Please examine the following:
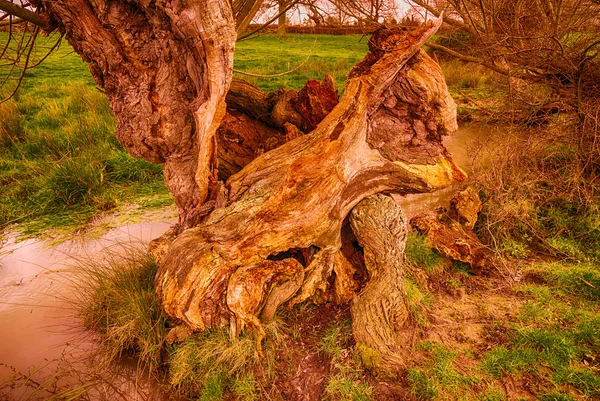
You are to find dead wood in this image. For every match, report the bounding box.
[411,187,493,275]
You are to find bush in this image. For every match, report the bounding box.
[473,128,600,261]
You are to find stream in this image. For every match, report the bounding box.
[0,123,508,399]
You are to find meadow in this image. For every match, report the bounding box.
[1,31,598,401]
[0,33,172,236]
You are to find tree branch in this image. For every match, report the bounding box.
[237,0,301,41]
[409,0,471,33]
[0,17,25,27]
[425,41,513,77]
[0,0,50,30]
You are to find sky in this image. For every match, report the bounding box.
[266,0,418,25]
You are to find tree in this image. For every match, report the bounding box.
[332,0,399,25]
[407,0,600,113]
[0,1,461,371]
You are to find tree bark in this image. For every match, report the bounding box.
[350,194,410,371]
[155,18,464,369]
[21,0,464,373]
[277,0,287,36]
[42,0,236,228]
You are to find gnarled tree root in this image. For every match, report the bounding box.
[155,17,463,373]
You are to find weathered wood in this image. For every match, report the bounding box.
[22,1,467,374]
[155,18,464,351]
[217,76,339,180]
[350,194,410,371]
[411,187,492,275]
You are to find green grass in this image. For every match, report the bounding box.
[169,330,259,399]
[408,341,478,400]
[405,233,446,273]
[0,33,172,236]
[77,248,168,373]
[477,262,600,399]
[234,34,369,92]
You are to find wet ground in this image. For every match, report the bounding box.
[0,217,175,399]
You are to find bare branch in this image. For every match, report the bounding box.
[425,41,513,76]
[237,0,301,41]
[235,0,266,35]
[409,0,471,32]
[0,17,25,27]
[0,0,50,30]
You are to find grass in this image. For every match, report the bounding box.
[476,262,600,399]
[77,248,168,373]
[0,33,172,237]
[408,341,478,400]
[234,34,369,93]
[168,331,259,399]
[405,233,446,274]
[321,319,374,401]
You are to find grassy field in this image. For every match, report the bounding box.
[0,33,172,237]
[234,33,369,92]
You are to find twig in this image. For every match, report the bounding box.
[233,36,316,78]
[581,278,597,289]
[234,53,311,78]
[237,0,302,41]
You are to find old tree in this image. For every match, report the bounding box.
[0,0,464,369]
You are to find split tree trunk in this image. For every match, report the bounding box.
[155,18,464,369]
[33,0,462,372]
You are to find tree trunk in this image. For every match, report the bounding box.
[154,18,464,369]
[277,0,287,36]
[350,194,411,371]
[42,0,236,228]
[31,0,461,372]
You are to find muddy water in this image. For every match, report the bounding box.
[0,218,175,398]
